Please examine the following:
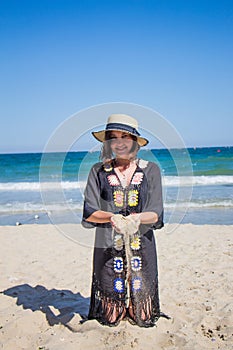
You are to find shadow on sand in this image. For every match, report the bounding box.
[2,284,90,332]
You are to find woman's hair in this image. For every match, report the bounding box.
[100,130,140,161]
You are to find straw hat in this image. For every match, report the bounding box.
[92,114,149,147]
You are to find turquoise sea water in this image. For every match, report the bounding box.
[0,146,232,225]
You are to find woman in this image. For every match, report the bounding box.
[82,114,165,327]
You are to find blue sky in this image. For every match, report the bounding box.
[1,0,233,153]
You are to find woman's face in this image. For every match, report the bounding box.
[108,131,135,159]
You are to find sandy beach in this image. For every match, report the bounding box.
[0,223,233,349]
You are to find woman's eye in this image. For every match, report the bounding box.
[109,134,131,140]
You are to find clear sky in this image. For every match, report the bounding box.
[1,0,233,153]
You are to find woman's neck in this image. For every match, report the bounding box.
[113,158,137,188]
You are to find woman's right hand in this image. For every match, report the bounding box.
[110,214,125,233]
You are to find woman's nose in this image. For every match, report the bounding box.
[115,137,124,145]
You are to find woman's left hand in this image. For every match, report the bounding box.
[110,214,125,233]
[125,214,141,235]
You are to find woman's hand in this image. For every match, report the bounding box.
[111,214,141,235]
[110,214,125,233]
[125,214,141,235]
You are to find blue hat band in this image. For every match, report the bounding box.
[106,122,140,136]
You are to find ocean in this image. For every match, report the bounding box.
[0,146,232,226]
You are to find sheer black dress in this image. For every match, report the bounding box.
[82,159,164,327]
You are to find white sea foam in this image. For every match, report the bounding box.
[0,176,232,191]
[165,200,233,209]
[0,181,87,191]
[1,198,232,214]
[0,202,83,213]
[163,175,233,186]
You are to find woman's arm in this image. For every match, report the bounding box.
[86,211,158,225]
[86,210,114,223]
[87,210,158,225]
[140,162,164,229]
[130,211,158,225]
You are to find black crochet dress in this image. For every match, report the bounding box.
[82,159,164,327]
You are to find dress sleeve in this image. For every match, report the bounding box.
[82,164,101,228]
[142,162,164,230]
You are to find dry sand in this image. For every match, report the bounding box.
[0,223,233,349]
